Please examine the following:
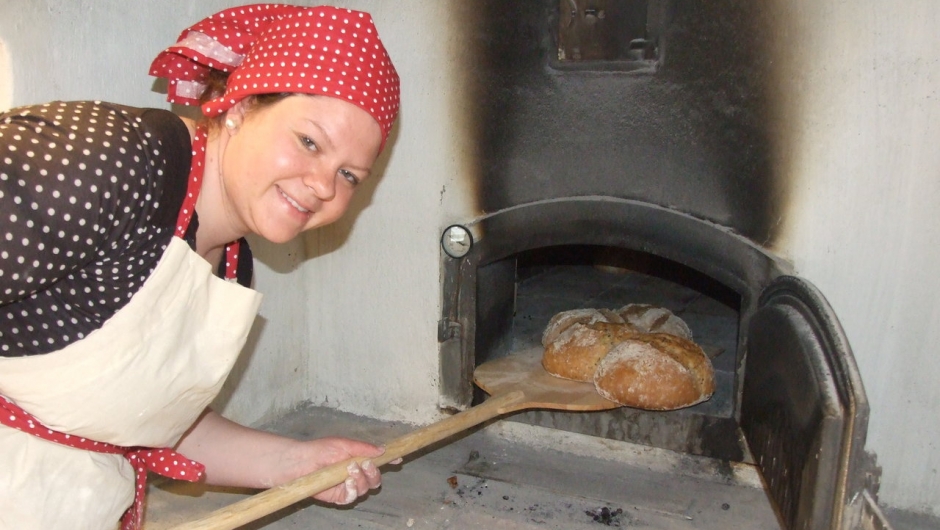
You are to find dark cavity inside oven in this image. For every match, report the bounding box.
[476,243,743,460]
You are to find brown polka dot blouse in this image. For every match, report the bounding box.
[0,101,252,357]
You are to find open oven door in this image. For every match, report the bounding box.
[740,276,890,530]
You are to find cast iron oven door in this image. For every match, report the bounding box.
[741,276,879,530]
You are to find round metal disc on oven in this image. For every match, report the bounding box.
[441,224,473,258]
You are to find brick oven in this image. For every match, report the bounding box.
[435,2,891,528]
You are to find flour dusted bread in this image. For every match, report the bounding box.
[540,308,623,347]
[617,304,693,340]
[540,306,713,410]
[541,322,638,382]
[593,333,714,410]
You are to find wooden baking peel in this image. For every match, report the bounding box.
[170,349,618,530]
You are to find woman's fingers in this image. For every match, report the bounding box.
[306,438,387,505]
[325,459,381,505]
[361,459,381,487]
[340,476,359,505]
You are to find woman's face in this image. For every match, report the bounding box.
[219,94,383,243]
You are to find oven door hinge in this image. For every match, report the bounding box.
[438,319,462,342]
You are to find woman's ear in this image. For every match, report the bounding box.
[223,116,239,134]
[223,102,249,133]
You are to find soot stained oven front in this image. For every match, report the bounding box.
[436,2,887,529]
[438,199,883,530]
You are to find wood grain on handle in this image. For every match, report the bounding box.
[169,390,526,530]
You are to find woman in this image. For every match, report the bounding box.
[0,4,400,529]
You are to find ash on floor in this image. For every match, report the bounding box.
[144,405,781,529]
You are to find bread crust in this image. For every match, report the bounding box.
[617,304,693,340]
[541,322,639,382]
[540,306,713,410]
[540,308,610,347]
[593,333,714,410]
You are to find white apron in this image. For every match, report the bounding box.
[0,235,263,529]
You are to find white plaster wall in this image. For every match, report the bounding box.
[298,0,474,422]
[0,0,199,110]
[0,38,11,110]
[773,1,940,515]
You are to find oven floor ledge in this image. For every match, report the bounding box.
[144,405,781,529]
[483,420,765,489]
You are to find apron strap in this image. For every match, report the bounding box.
[175,123,241,281]
[0,396,205,530]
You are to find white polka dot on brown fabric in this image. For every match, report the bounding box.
[0,101,181,356]
[150,4,400,148]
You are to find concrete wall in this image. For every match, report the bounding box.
[1,0,937,517]
[0,38,10,110]
[771,1,940,517]
[296,1,471,421]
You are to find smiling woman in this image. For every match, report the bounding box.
[0,4,399,530]
[204,94,383,247]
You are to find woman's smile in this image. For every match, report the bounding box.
[276,186,312,215]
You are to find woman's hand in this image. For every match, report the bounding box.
[283,436,386,505]
[174,409,389,505]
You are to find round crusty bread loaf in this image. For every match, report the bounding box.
[592,332,714,410]
[617,304,693,340]
[540,308,620,347]
[542,321,639,382]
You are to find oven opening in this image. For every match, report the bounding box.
[471,243,746,461]
[437,197,886,528]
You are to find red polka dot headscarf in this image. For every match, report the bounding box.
[149,3,400,149]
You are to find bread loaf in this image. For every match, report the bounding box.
[617,304,693,340]
[540,308,619,347]
[540,306,713,410]
[593,333,714,410]
[541,322,638,382]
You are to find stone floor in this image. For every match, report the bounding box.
[144,405,783,529]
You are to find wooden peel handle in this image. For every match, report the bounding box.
[169,390,526,530]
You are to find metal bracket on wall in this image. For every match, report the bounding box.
[438,319,462,342]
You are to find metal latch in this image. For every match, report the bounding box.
[438,319,462,342]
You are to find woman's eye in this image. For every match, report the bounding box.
[339,169,360,186]
[300,135,317,150]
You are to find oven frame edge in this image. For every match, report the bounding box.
[438,196,792,411]
[436,196,888,530]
